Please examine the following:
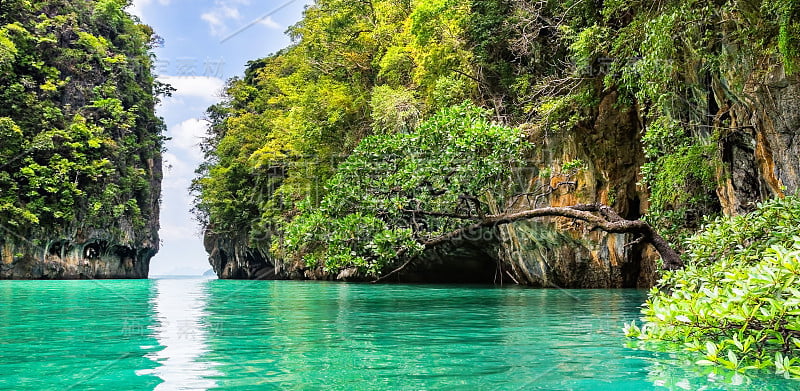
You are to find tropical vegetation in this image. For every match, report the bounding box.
[279,103,526,276]
[194,0,800,261]
[0,0,165,239]
[626,196,800,378]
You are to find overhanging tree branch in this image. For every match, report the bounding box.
[373,203,683,283]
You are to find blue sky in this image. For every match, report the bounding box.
[129,0,312,275]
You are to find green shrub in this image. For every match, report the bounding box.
[0,1,163,237]
[278,102,526,276]
[369,85,422,134]
[626,196,800,378]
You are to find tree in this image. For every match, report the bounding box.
[626,196,800,378]
[279,103,681,281]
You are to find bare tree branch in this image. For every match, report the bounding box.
[372,203,682,283]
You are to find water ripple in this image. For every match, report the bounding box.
[1,280,798,390]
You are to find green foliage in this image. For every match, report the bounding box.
[194,0,800,288]
[636,114,720,246]
[588,0,800,242]
[278,103,526,275]
[642,143,719,244]
[521,1,800,245]
[194,0,479,247]
[76,31,110,54]
[568,24,611,71]
[0,0,164,238]
[0,27,18,69]
[430,74,473,110]
[378,46,414,86]
[561,159,585,173]
[369,85,421,133]
[769,0,800,74]
[626,196,800,378]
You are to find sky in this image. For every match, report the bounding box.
[128,0,312,276]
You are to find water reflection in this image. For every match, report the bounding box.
[0,280,163,390]
[3,280,796,390]
[142,278,221,390]
[630,342,800,391]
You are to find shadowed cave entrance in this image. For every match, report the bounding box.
[394,244,499,284]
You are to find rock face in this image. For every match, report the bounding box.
[206,90,661,286]
[491,67,800,288]
[718,65,800,214]
[0,2,165,279]
[481,90,658,288]
[0,158,162,280]
[204,231,276,280]
[1,237,153,280]
[205,71,800,288]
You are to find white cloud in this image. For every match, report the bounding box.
[259,16,281,30]
[128,0,171,18]
[163,152,192,178]
[201,0,251,37]
[169,118,210,160]
[158,76,225,101]
[200,12,225,36]
[127,0,150,17]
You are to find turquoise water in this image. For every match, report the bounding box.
[0,279,797,390]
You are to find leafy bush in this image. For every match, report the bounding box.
[626,196,800,378]
[369,85,422,133]
[277,103,526,276]
[641,142,720,247]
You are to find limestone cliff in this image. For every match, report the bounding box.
[196,1,800,286]
[0,1,164,279]
[0,156,162,280]
[204,231,276,280]
[205,72,800,286]
[489,66,800,288]
[386,90,657,288]
[487,91,656,288]
[0,225,159,280]
[718,64,800,214]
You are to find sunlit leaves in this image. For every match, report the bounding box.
[628,197,800,378]
[0,0,164,236]
[279,103,525,276]
[194,0,483,249]
[0,27,18,69]
[370,85,421,133]
[768,0,800,74]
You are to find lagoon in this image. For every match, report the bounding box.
[0,279,795,390]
